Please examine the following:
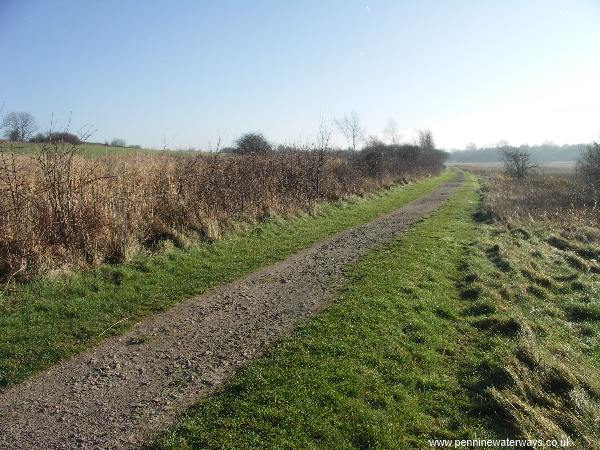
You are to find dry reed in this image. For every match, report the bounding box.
[482,172,599,230]
[0,143,445,280]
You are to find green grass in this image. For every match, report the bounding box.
[152,174,507,449]
[0,170,455,389]
[0,141,151,157]
[0,141,215,157]
[458,215,600,447]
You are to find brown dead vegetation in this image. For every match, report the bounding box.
[482,172,598,230]
[0,142,445,281]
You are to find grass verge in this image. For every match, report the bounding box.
[0,171,454,388]
[152,173,507,449]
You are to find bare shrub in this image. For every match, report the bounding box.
[335,112,364,151]
[418,129,435,151]
[31,132,82,145]
[311,117,333,197]
[501,147,536,179]
[577,142,600,189]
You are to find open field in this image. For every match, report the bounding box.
[466,168,600,447]
[448,161,577,174]
[0,141,151,157]
[481,170,598,229]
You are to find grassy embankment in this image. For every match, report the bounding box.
[0,170,454,388]
[154,173,599,449]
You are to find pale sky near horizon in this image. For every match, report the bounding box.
[1,0,599,150]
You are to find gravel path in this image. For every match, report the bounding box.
[0,173,463,449]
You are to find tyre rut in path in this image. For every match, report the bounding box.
[0,172,464,449]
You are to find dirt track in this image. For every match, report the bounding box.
[0,173,463,449]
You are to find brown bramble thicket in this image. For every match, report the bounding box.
[0,142,446,281]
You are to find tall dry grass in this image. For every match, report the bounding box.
[473,170,600,446]
[0,143,445,281]
[481,172,599,230]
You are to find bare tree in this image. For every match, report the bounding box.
[577,142,600,188]
[314,116,333,196]
[211,136,223,153]
[110,138,126,147]
[316,115,332,151]
[162,132,176,151]
[418,129,435,151]
[501,147,536,179]
[383,118,401,146]
[335,111,364,151]
[1,112,37,141]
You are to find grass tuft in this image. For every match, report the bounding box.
[565,303,600,322]
[473,317,522,336]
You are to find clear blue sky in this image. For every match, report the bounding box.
[1,0,599,149]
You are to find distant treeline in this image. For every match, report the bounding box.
[448,143,586,163]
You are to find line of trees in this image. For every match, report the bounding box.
[0,110,142,149]
[449,142,586,164]
[0,111,83,144]
[32,132,82,145]
[221,128,447,180]
[1,109,439,157]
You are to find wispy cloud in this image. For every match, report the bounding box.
[365,5,372,14]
